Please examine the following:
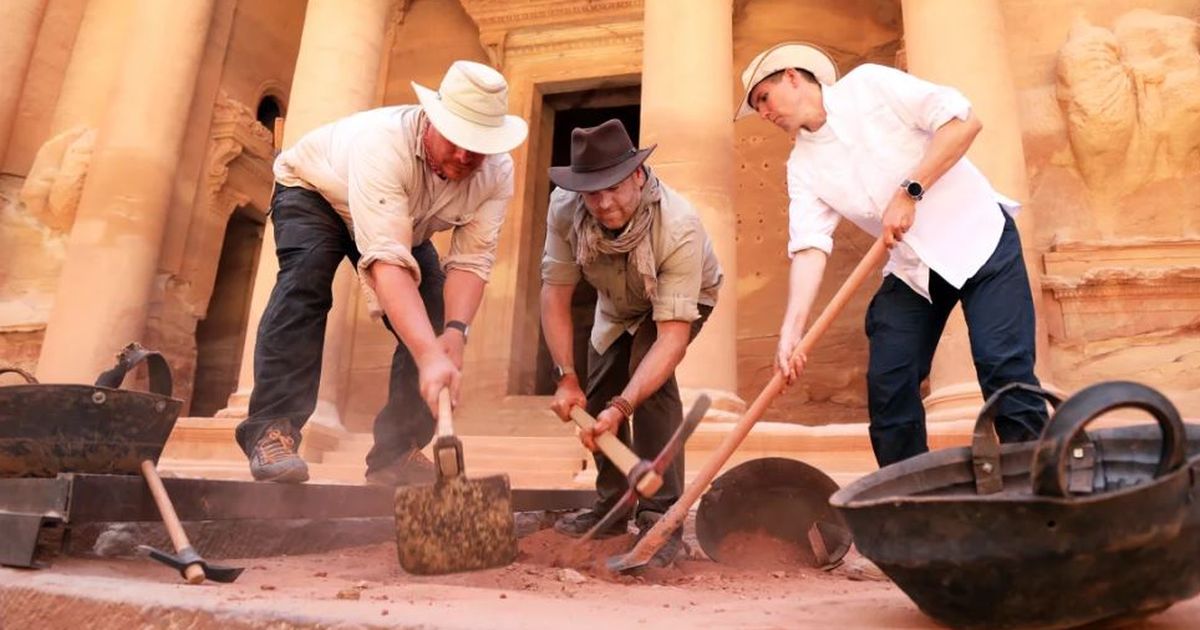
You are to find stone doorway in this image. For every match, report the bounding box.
[508,85,641,395]
[190,208,264,416]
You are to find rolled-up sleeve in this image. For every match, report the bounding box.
[347,131,420,284]
[443,171,512,281]
[862,63,972,132]
[540,189,581,286]
[651,216,703,323]
[786,158,839,257]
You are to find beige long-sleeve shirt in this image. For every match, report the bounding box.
[274,105,514,314]
[541,176,723,354]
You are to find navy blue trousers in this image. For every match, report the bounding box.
[235,185,443,473]
[865,207,1046,467]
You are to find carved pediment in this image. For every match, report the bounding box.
[458,0,643,67]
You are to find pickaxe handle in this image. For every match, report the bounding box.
[610,238,888,573]
[569,406,663,498]
[140,460,205,584]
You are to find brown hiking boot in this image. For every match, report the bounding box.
[364,449,436,487]
[248,422,309,483]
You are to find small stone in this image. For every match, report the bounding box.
[381,610,389,616]
[355,580,370,590]
[314,571,328,578]
[336,589,361,600]
[557,568,587,584]
[770,570,786,579]
[260,585,276,591]
[499,593,507,599]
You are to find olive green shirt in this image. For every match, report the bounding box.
[541,178,722,354]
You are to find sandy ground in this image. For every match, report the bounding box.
[3,523,1200,629]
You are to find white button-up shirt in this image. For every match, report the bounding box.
[786,63,1019,300]
[274,105,513,314]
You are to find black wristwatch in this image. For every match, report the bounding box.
[901,178,925,201]
[553,364,576,383]
[445,319,469,342]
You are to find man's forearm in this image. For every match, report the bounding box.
[370,263,439,360]
[909,112,982,191]
[780,249,828,342]
[443,269,487,326]
[620,321,690,408]
[540,283,576,371]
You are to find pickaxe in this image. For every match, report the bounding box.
[572,394,711,542]
[138,459,244,584]
[606,238,888,573]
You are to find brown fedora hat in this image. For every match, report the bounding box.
[548,119,656,192]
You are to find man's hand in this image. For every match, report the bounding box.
[415,348,460,412]
[580,406,624,452]
[550,375,587,422]
[881,190,916,249]
[438,330,466,370]
[775,334,809,385]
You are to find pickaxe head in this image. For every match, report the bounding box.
[140,544,244,583]
[578,394,711,543]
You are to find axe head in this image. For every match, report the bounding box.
[139,544,244,583]
[579,395,711,543]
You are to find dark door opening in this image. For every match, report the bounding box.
[191,209,264,416]
[531,102,641,395]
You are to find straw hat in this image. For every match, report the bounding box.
[735,42,839,121]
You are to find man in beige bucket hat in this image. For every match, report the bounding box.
[738,42,1046,467]
[235,60,527,485]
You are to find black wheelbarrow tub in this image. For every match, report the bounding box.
[830,381,1200,630]
[0,346,182,477]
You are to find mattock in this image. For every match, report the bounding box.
[569,394,711,543]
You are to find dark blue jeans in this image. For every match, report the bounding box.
[865,206,1046,467]
[235,185,443,473]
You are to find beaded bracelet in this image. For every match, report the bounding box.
[607,395,635,421]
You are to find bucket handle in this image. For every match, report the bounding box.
[94,342,173,398]
[972,382,1063,495]
[1030,381,1186,498]
[0,366,38,384]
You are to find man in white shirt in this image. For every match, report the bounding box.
[737,42,1045,466]
[236,61,527,484]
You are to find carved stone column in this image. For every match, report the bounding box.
[640,0,739,402]
[35,0,217,382]
[0,0,48,163]
[901,0,1049,422]
[221,0,392,429]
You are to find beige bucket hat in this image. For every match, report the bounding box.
[412,60,528,155]
[735,42,839,121]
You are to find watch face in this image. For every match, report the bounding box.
[906,180,924,198]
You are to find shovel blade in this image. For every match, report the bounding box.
[394,474,516,575]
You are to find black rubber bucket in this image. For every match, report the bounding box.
[831,381,1200,629]
[0,344,182,477]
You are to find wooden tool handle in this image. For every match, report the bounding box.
[622,238,888,566]
[140,460,205,584]
[569,406,663,497]
[437,389,454,438]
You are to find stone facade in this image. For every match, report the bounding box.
[1,0,1196,440]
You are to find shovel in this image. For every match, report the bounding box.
[394,389,517,575]
[607,238,889,573]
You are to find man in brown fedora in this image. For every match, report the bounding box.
[235,60,527,485]
[541,119,723,566]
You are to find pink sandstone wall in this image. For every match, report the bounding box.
[1001,0,1200,415]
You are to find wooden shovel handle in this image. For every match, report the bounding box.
[140,460,205,584]
[569,406,663,497]
[437,389,454,438]
[622,238,889,566]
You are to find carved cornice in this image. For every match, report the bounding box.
[206,91,274,214]
[458,0,643,67]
